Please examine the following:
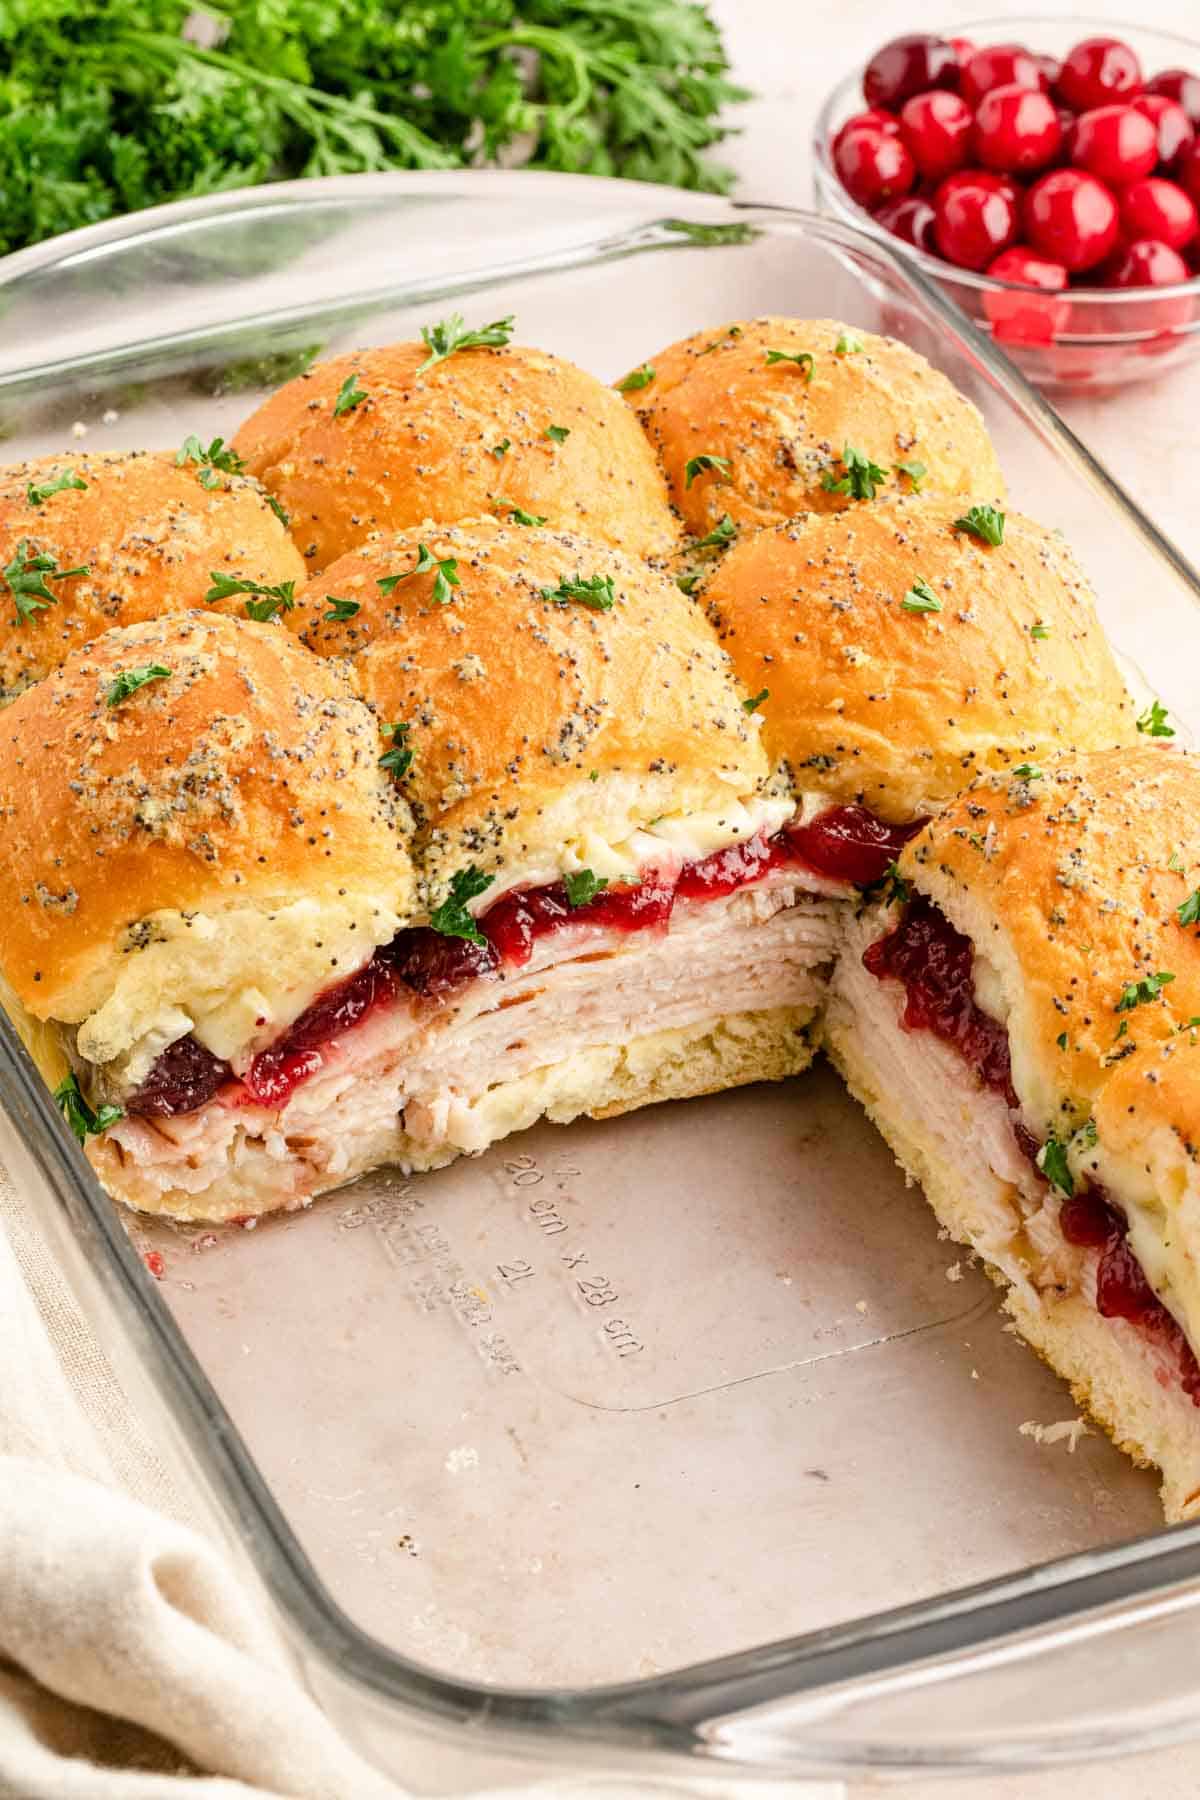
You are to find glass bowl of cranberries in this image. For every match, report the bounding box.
[813,17,1200,389]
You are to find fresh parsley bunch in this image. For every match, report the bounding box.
[0,0,745,258]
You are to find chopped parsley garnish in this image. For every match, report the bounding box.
[1116,970,1176,1012]
[333,372,367,417]
[540,572,615,611]
[1137,698,1176,738]
[175,435,245,484]
[378,721,413,779]
[3,542,90,623]
[323,596,360,622]
[1030,622,1050,640]
[490,439,511,459]
[564,869,608,908]
[377,543,460,605]
[1056,1031,1069,1051]
[1037,1136,1074,1196]
[205,572,297,619]
[430,865,493,945]
[866,860,910,906]
[901,578,941,615]
[894,459,926,490]
[266,494,290,529]
[1169,851,1185,873]
[417,312,514,374]
[684,453,731,488]
[820,444,887,501]
[692,514,737,553]
[1012,763,1043,780]
[676,572,702,595]
[764,348,814,379]
[505,506,548,527]
[742,687,769,713]
[544,423,570,444]
[1179,889,1200,927]
[617,364,656,392]
[104,663,171,708]
[26,469,87,506]
[835,331,864,355]
[54,1073,122,1146]
[954,504,1006,546]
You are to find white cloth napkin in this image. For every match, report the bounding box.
[0,1157,841,1799]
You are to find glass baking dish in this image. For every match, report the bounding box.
[5,171,1200,1791]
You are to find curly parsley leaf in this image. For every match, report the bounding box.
[564,869,608,908]
[834,331,864,355]
[27,469,87,506]
[617,364,656,393]
[820,444,887,501]
[176,435,246,483]
[544,423,570,444]
[55,1073,123,1146]
[901,578,941,615]
[1137,699,1176,738]
[954,504,1006,547]
[893,459,926,491]
[540,572,615,611]
[430,865,493,945]
[505,506,548,527]
[1116,971,1176,1012]
[684,453,731,488]
[3,542,89,623]
[105,664,171,708]
[1178,889,1200,927]
[1037,1136,1074,1196]
[418,313,514,374]
[265,494,290,529]
[741,687,769,713]
[205,572,297,619]
[323,596,360,622]
[378,721,413,779]
[692,514,737,553]
[333,373,367,418]
[377,544,460,604]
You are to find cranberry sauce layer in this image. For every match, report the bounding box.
[865,895,1200,1403]
[862,894,1017,1104]
[126,801,919,1119]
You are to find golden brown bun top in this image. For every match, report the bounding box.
[0,450,304,701]
[702,497,1138,822]
[626,317,1006,538]
[232,339,680,572]
[901,745,1200,1131]
[0,612,412,1024]
[292,517,770,900]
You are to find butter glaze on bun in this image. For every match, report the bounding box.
[292,516,772,902]
[0,451,304,700]
[0,612,412,1069]
[901,745,1200,1135]
[701,496,1138,821]
[623,317,1005,537]
[232,339,680,571]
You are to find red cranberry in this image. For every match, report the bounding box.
[987,245,1069,289]
[864,34,959,110]
[1024,167,1121,271]
[834,124,916,208]
[1178,141,1200,209]
[128,1035,232,1117]
[1057,36,1143,113]
[1145,68,1200,129]
[786,805,924,888]
[1119,175,1198,248]
[1035,54,1062,91]
[875,193,938,251]
[984,247,1070,345]
[934,169,1020,269]
[961,44,1044,108]
[834,108,901,154]
[1131,94,1195,169]
[899,89,973,180]
[975,83,1063,175]
[1104,238,1191,285]
[1071,104,1158,184]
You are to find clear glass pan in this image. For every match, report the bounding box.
[5,172,1200,1790]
